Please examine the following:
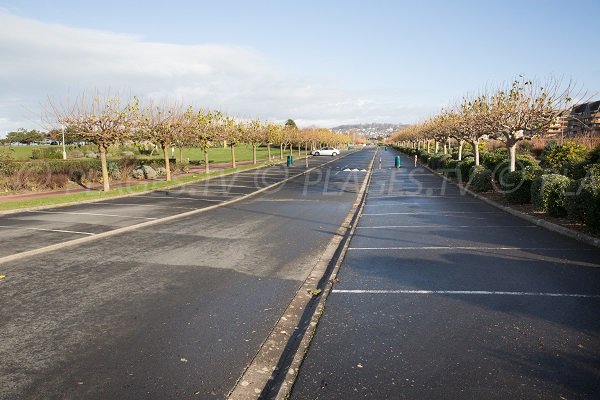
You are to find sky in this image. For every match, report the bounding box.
[0,0,599,135]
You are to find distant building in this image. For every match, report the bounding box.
[568,100,600,136]
[544,101,600,138]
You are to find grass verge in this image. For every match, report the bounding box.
[0,161,278,212]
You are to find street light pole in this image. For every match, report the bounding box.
[61,125,67,160]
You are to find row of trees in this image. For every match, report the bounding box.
[50,94,351,191]
[390,78,573,172]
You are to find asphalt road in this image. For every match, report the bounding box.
[0,148,374,399]
[0,152,359,258]
[292,149,600,399]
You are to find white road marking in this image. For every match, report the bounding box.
[27,210,157,220]
[368,195,462,198]
[356,225,537,229]
[135,195,221,202]
[0,225,94,236]
[361,211,504,215]
[347,246,595,251]
[332,289,600,298]
[92,202,196,210]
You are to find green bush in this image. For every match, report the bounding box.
[499,166,541,204]
[445,159,460,178]
[458,159,475,182]
[540,141,588,173]
[428,154,451,169]
[470,166,493,192]
[586,144,600,164]
[564,171,600,232]
[31,147,63,160]
[531,174,572,217]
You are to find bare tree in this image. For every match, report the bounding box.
[490,77,572,171]
[50,91,137,191]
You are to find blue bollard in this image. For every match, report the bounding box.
[395,155,401,168]
[287,155,294,166]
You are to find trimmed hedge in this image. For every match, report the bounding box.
[458,159,475,182]
[499,166,542,204]
[531,174,572,217]
[445,159,460,178]
[564,169,600,232]
[470,166,493,192]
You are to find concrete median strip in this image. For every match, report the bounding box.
[0,152,359,266]
[227,150,377,400]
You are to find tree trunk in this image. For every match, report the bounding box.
[252,144,257,165]
[280,144,283,160]
[204,148,209,174]
[162,143,171,181]
[458,139,464,161]
[298,145,301,157]
[426,140,430,153]
[179,146,183,164]
[99,144,110,192]
[435,141,439,154]
[473,138,480,166]
[231,143,236,168]
[267,143,271,161]
[289,144,293,156]
[443,142,447,155]
[508,140,517,172]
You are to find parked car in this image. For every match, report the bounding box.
[311,147,340,156]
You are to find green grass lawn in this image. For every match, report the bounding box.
[4,144,299,163]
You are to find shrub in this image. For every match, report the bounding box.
[531,174,572,217]
[428,154,451,169]
[445,159,460,178]
[586,144,600,164]
[564,171,600,232]
[540,141,588,172]
[499,166,541,204]
[31,147,63,160]
[517,140,534,155]
[470,166,493,192]
[458,159,475,182]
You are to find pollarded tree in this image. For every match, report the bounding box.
[459,95,494,166]
[246,119,266,165]
[138,102,187,181]
[52,92,137,191]
[192,109,221,174]
[265,122,282,161]
[490,77,571,172]
[223,117,244,168]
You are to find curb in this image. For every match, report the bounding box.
[227,149,377,400]
[0,151,360,266]
[402,151,600,249]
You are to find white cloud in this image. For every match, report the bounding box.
[0,11,420,136]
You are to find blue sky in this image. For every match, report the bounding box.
[0,0,599,133]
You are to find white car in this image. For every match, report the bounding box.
[312,147,340,156]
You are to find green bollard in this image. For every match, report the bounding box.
[384,147,388,151]
[287,155,294,166]
[395,155,401,168]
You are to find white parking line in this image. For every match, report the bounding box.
[135,195,221,202]
[27,210,157,220]
[368,195,462,198]
[356,225,537,229]
[0,225,94,236]
[361,211,504,216]
[347,246,586,251]
[92,202,196,210]
[332,289,600,298]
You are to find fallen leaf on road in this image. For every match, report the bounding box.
[0,275,5,280]
[180,357,188,363]
[357,363,363,368]
[308,289,322,296]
